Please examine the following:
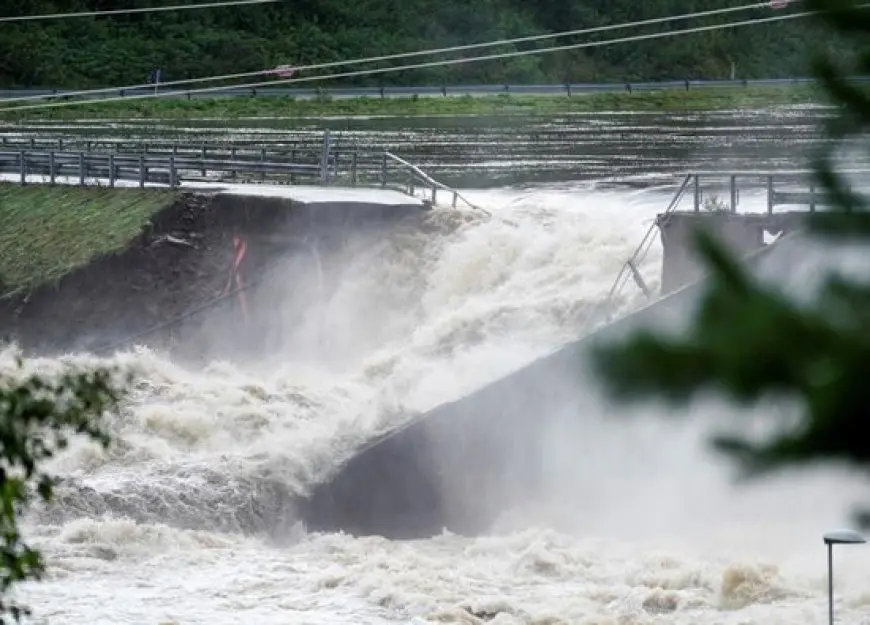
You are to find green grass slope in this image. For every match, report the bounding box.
[0,184,178,294]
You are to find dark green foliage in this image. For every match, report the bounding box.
[592,0,870,524]
[0,356,125,622]
[0,0,852,88]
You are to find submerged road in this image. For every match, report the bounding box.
[0,76,855,102]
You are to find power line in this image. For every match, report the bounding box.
[1,2,788,105]
[0,5,854,114]
[0,0,280,23]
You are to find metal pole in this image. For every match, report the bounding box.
[828,542,834,625]
[823,529,866,625]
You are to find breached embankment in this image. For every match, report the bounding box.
[0,185,425,361]
[296,228,832,539]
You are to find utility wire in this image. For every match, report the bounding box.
[0,0,280,23]
[1,6,850,114]
[2,2,791,104]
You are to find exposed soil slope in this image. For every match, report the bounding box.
[0,189,419,360]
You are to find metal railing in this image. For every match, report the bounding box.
[0,149,342,187]
[682,169,870,214]
[0,134,329,160]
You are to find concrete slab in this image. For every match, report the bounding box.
[0,173,427,208]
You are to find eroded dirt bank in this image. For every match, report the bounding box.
[0,190,423,361]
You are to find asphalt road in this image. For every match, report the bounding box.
[0,76,854,102]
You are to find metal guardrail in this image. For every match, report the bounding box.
[1,76,868,103]
[0,149,335,187]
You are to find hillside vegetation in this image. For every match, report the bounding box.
[0,0,842,88]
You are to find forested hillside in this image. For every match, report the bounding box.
[0,0,840,88]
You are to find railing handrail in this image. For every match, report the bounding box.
[0,150,324,168]
[683,168,870,177]
[384,151,490,215]
[581,173,693,334]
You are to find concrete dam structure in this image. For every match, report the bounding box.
[296,228,823,539]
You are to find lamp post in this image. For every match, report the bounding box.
[823,529,866,625]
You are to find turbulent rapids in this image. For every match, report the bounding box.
[17,187,661,542]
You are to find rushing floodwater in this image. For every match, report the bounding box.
[6,106,870,624]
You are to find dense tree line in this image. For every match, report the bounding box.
[0,0,845,88]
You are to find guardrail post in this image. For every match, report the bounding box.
[809,180,816,213]
[767,175,774,215]
[730,175,738,213]
[170,155,177,187]
[19,151,25,185]
[452,191,458,208]
[432,184,437,204]
[381,153,388,187]
[260,147,265,182]
[351,152,358,186]
[108,154,115,187]
[693,174,701,212]
[139,154,145,188]
[319,130,331,184]
[49,151,56,185]
[79,152,85,185]
[201,144,207,177]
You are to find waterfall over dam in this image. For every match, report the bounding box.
[295,229,839,539]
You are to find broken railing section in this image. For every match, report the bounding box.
[580,173,692,334]
[379,151,489,215]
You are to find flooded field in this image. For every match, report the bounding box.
[0,105,842,188]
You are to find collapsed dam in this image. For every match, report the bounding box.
[1,165,852,542]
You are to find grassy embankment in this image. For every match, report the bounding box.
[0,184,176,294]
[0,84,836,121]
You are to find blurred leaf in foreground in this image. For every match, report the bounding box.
[592,0,870,523]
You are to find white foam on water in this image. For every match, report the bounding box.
[7,181,870,624]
